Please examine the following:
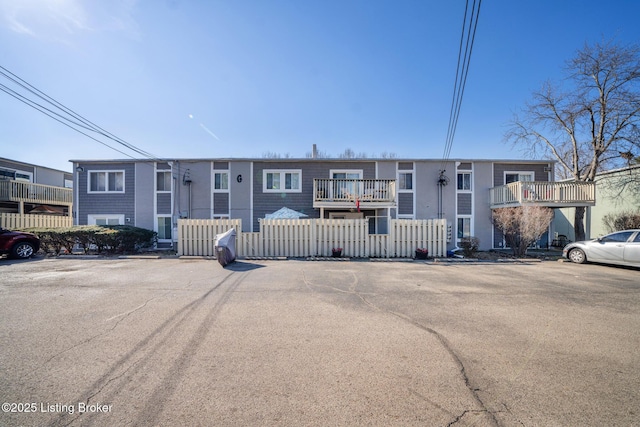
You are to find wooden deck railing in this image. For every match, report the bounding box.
[0,179,73,206]
[490,181,595,208]
[313,179,396,205]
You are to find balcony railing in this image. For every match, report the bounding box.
[490,181,595,208]
[0,179,73,206]
[313,179,396,208]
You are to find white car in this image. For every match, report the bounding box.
[563,229,640,267]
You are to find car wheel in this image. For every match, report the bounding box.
[568,248,586,264]
[11,242,35,259]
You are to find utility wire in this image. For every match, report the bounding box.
[0,65,164,162]
[0,82,137,159]
[440,0,482,172]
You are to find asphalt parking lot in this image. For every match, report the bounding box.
[0,257,638,426]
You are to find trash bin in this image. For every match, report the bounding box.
[214,228,236,267]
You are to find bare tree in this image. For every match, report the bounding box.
[492,206,554,257]
[380,151,398,159]
[262,151,291,159]
[339,148,356,159]
[506,40,640,240]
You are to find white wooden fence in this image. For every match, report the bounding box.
[178,218,448,258]
[0,213,73,229]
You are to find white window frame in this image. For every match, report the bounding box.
[156,215,173,241]
[213,170,229,192]
[397,172,413,191]
[263,169,302,193]
[88,170,125,193]
[88,214,124,225]
[329,169,362,179]
[457,216,473,239]
[457,172,472,192]
[156,170,172,193]
[504,171,534,184]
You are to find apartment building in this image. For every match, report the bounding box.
[71,156,596,251]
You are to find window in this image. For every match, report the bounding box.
[156,171,171,192]
[89,171,124,193]
[457,217,471,239]
[505,172,534,184]
[88,214,124,225]
[457,173,471,190]
[601,231,634,243]
[398,172,413,190]
[263,170,302,192]
[157,216,172,240]
[214,172,229,190]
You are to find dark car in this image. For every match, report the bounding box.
[0,228,41,259]
[562,229,640,267]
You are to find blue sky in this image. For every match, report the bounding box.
[2,0,640,172]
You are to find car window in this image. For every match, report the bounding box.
[601,231,634,243]
[634,233,640,243]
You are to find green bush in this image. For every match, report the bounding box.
[20,225,157,255]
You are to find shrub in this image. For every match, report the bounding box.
[20,225,157,255]
[602,210,640,233]
[491,206,553,257]
[101,225,156,253]
[459,236,480,258]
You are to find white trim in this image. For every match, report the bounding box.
[213,170,230,192]
[397,171,414,192]
[88,214,124,225]
[504,170,534,184]
[156,214,172,241]
[156,170,172,193]
[329,169,363,179]
[250,163,254,230]
[456,216,473,240]
[456,162,474,243]
[88,170,125,193]
[263,169,302,193]
[456,172,472,192]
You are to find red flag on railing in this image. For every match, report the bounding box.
[356,199,360,212]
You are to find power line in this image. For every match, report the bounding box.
[0,65,164,162]
[440,0,482,172]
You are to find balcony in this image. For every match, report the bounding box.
[490,181,595,209]
[313,179,396,209]
[0,179,73,213]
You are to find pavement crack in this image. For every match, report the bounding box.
[302,268,499,426]
[446,409,490,426]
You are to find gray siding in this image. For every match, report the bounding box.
[414,160,454,220]
[472,162,494,250]
[213,193,229,215]
[77,162,135,225]
[174,161,212,219]
[493,163,550,186]
[229,162,253,232]
[157,192,172,215]
[457,193,472,215]
[398,193,414,215]
[376,161,397,179]
[135,162,155,230]
[251,161,376,231]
